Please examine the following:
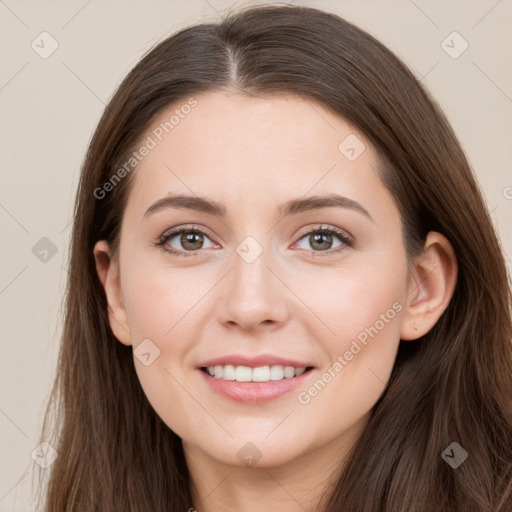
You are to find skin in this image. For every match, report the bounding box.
[94,91,457,512]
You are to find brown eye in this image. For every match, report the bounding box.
[294,227,351,253]
[180,230,205,250]
[309,232,334,251]
[157,226,216,256]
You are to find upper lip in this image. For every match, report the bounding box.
[198,354,314,369]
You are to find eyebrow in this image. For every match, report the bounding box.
[143,193,373,221]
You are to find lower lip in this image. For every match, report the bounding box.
[198,368,313,404]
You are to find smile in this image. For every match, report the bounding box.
[202,364,307,382]
[197,355,315,403]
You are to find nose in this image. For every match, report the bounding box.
[218,245,290,332]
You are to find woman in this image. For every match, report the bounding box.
[36,5,512,511]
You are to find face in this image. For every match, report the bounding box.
[98,91,414,469]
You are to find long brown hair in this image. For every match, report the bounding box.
[35,5,512,511]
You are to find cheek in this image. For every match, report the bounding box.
[121,263,210,437]
[120,262,214,423]
[297,251,408,349]
[121,260,213,343]
[293,248,407,405]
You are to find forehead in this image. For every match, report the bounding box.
[124,91,385,217]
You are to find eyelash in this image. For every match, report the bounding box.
[154,224,354,258]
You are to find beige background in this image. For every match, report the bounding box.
[0,0,510,509]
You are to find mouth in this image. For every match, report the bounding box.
[200,364,314,382]
[196,355,316,403]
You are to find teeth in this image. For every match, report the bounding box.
[284,366,295,379]
[222,364,235,380]
[235,365,252,382]
[206,365,307,382]
[252,366,270,382]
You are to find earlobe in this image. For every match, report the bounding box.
[93,240,132,346]
[400,232,458,341]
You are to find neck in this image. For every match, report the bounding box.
[183,413,369,512]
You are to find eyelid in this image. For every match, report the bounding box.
[294,224,353,244]
[159,223,214,242]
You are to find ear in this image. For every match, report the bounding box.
[400,231,458,340]
[93,240,132,346]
